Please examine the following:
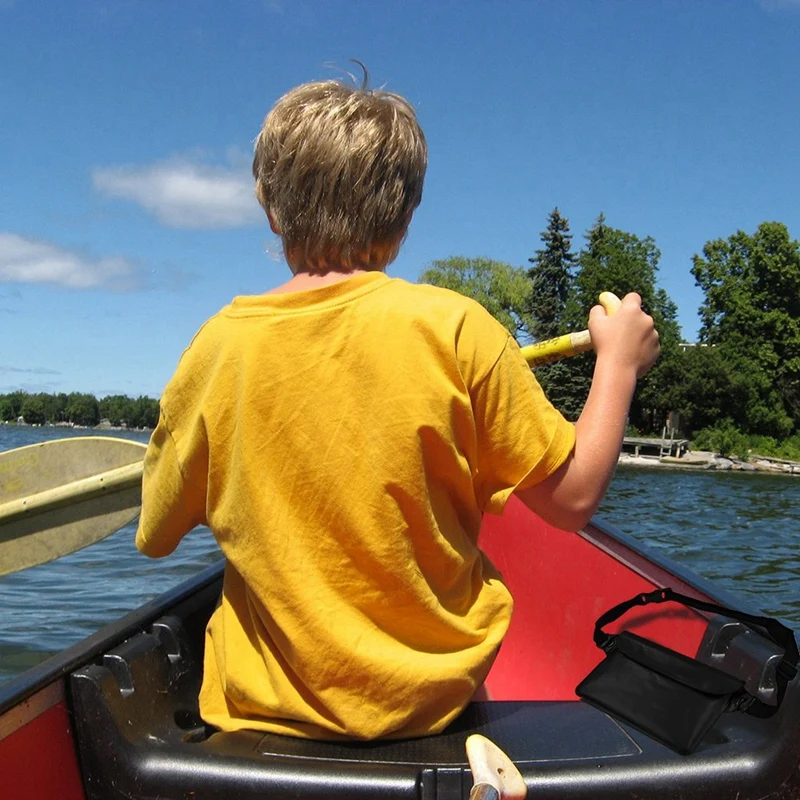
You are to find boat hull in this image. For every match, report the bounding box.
[1,499,798,799]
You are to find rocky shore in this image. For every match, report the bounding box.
[618,450,800,475]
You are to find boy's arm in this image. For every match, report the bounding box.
[135,412,208,558]
[515,293,660,531]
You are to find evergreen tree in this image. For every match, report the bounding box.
[524,209,580,415]
[526,208,575,340]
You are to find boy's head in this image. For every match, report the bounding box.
[253,77,427,273]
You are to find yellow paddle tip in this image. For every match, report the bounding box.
[466,734,527,800]
[598,291,622,315]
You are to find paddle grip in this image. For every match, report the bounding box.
[521,292,621,368]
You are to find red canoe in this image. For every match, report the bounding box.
[1,498,798,799]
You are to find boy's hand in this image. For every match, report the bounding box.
[588,293,660,378]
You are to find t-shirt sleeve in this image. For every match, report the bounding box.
[135,407,208,558]
[135,321,216,558]
[471,337,576,515]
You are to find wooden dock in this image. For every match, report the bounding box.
[621,434,688,459]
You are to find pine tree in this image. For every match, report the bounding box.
[525,209,582,416]
[526,208,576,341]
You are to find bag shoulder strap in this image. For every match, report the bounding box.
[593,587,798,717]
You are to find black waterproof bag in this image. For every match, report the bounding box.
[575,587,798,755]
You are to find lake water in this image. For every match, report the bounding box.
[1,425,798,684]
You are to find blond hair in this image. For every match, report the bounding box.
[253,78,427,271]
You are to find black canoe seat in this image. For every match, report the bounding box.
[69,614,800,800]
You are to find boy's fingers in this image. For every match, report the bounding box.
[588,303,608,323]
[589,291,652,330]
[620,292,642,309]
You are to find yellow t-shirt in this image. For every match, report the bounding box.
[136,271,575,740]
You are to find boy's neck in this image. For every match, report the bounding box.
[265,268,385,296]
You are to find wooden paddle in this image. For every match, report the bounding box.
[521,291,622,368]
[0,436,146,576]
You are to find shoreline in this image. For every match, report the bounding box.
[618,451,800,475]
[5,421,799,475]
[3,421,153,433]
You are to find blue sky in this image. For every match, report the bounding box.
[2,0,800,399]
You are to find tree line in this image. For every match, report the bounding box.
[421,212,800,460]
[0,391,159,430]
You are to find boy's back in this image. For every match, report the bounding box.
[136,71,659,741]
[136,271,575,739]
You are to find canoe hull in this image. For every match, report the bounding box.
[1,682,84,800]
[1,500,798,799]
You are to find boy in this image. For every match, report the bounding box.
[136,77,659,741]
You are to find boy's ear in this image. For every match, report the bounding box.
[267,209,281,235]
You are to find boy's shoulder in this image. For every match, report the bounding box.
[181,305,231,353]
[385,278,515,377]
[389,277,504,321]
[160,306,232,397]
[391,278,512,340]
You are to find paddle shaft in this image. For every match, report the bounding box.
[520,292,622,368]
[520,329,592,368]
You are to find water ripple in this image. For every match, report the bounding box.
[601,467,800,627]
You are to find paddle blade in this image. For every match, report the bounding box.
[0,437,147,576]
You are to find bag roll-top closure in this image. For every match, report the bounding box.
[611,631,746,696]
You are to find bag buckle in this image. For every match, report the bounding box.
[599,634,616,653]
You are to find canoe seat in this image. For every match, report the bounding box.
[69,611,800,800]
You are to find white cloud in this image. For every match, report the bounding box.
[0,365,61,376]
[0,233,143,290]
[92,159,263,229]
